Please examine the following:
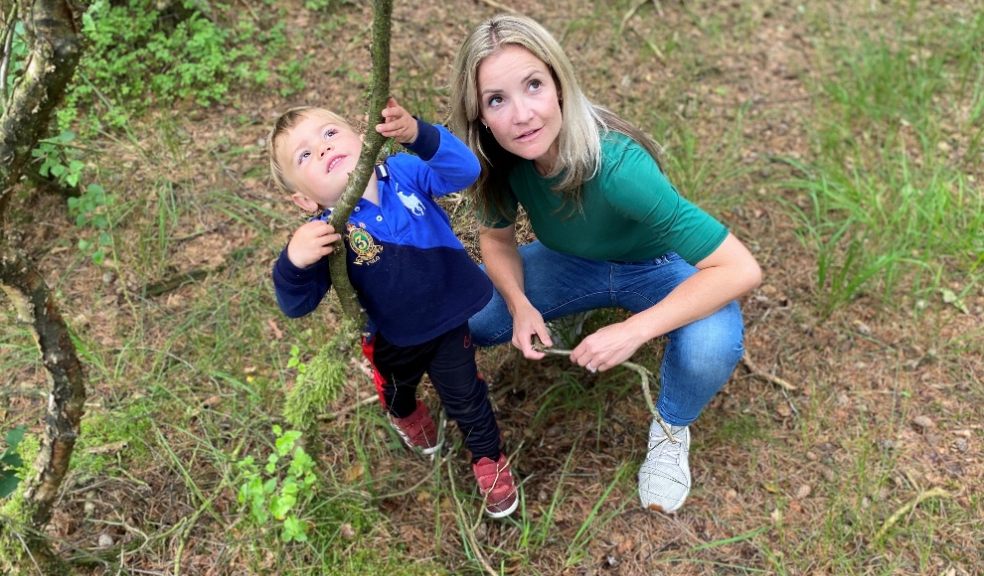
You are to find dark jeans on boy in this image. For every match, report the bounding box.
[370,322,500,462]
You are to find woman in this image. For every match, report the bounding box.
[449,14,761,513]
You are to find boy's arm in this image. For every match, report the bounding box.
[376,97,479,196]
[272,248,331,318]
[403,121,481,196]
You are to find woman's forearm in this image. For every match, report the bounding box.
[478,226,532,316]
[628,233,761,341]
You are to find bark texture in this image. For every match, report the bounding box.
[0,0,87,540]
[0,0,84,216]
[326,0,392,325]
[0,248,86,528]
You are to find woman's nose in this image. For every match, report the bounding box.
[512,99,533,123]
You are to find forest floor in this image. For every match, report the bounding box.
[2,0,981,575]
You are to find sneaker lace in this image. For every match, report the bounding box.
[651,429,686,466]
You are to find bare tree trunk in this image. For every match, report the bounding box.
[326,0,392,325]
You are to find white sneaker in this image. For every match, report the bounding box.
[638,419,691,513]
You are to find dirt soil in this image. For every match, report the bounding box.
[2,0,981,575]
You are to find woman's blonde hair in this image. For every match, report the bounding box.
[268,106,352,193]
[448,13,661,217]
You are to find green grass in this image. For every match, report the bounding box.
[786,9,983,315]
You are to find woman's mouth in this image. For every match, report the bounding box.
[516,128,540,142]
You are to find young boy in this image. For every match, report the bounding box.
[268,97,517,518]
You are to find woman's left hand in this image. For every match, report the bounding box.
[569,320,646,373]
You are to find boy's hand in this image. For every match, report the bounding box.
[286,221,342,269]
[376,96,418,145]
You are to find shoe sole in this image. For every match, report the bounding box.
[391,424,443,455]
[418,441,443,456]
[484,496,518,519]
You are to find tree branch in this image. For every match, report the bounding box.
[0,248,86,528]
[325,0,392,325]
[0,0,88,539]
[0,0,84,214]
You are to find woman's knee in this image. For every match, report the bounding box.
[668,302,744,376]
[468,306,511,347]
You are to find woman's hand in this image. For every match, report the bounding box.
[286,220,341,268]
[511,302,553,360]
[570,320,647,373]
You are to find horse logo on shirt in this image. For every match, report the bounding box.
[346,222,382,265]
[396,184,426,216]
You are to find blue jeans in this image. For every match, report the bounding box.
[469,241,745,426]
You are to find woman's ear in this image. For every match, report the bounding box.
[291,192,320,213]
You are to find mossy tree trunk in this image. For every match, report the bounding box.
[326,0,392,326]
[0,2,87,572]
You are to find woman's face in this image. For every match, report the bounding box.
[477,44,562,174]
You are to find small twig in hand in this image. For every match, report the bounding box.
[873,487,950,543]
[741,353,797,391]
[532,341,678,443]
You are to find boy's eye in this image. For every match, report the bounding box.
[323,128,338,140]
[297,151,310,165]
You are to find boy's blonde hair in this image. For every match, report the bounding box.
[448,14,662,217]
[268,106,352,193]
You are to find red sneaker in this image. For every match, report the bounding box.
[389,400,442,455]
[472,453,519,518]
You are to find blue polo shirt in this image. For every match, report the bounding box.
[272,121,492,347]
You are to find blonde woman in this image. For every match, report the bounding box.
[449,14,761,513]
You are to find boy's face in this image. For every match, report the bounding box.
[277,110,363,212]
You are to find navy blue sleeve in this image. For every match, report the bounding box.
[271,247,332,318]
[404,118,440,161]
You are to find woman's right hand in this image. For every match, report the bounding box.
[511,302,553,360]
[286,220,342,268]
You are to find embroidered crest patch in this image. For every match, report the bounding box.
[346,222,383,265]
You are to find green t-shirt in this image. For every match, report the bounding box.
[484,132,728,265]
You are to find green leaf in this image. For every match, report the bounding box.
[275,430,301,456]
[4,426,25,448]
[0,473,21,499]
[1,453,23,468]
[270,498,292,520]
[282,515,308,542]
[288,449,314,477]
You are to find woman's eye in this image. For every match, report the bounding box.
[528,79,542,92]
[487,95,503,108]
